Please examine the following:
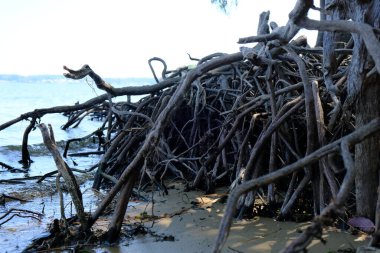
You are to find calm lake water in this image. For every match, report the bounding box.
[0,76,152,252]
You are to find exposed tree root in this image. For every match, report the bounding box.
[1,0,380,252]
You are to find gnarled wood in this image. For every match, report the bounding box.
[38,123,86,228]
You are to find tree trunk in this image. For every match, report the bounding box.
[315,0,325,47]
[107,170,138,242]
[346,0,380,221]
[38,124,87,228]
[355,76,380,220]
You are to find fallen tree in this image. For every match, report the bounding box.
[1,0,380,252]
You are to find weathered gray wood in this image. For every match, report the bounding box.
[86,52,244,231]
[38,123,86,228]
[106,170,138,242]
[213,118,380,253]
[0,75,179,131]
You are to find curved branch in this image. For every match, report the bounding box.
[148,57,168,83]
[64,65,115,94]
[238,0,313,44]
[86,52,244,230]
[213,118,380,253]
[0,76,179,131]
[299,17,380,73]
[239,0,380,74]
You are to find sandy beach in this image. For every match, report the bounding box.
[92,183,369,253]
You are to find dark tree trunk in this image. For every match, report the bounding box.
[355,75,380,220]
[107,170,138,242]
[344,0,380,221]
[20,117,36,168]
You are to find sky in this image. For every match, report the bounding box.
[0,0,319,78]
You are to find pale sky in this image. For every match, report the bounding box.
[0,0,318,78]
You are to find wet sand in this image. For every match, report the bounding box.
[93,183,369,253]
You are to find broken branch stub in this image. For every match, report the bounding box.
[64,65,116,95]
[38,123,86,228]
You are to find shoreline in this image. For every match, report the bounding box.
[91,182,369,253]
[0,177,370,253]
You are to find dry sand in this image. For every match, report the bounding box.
[93,183,370,253]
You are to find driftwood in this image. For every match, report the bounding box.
[0,208,42,226]
[213,118,380,253]
[38,123,86,228]
[1,0,380,252]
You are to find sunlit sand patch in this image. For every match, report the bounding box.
[89,182,370,253]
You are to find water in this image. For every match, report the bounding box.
[0,75,153,252]
[0,76,153,146]
[0,180,100,252]
[0,76,368,253]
